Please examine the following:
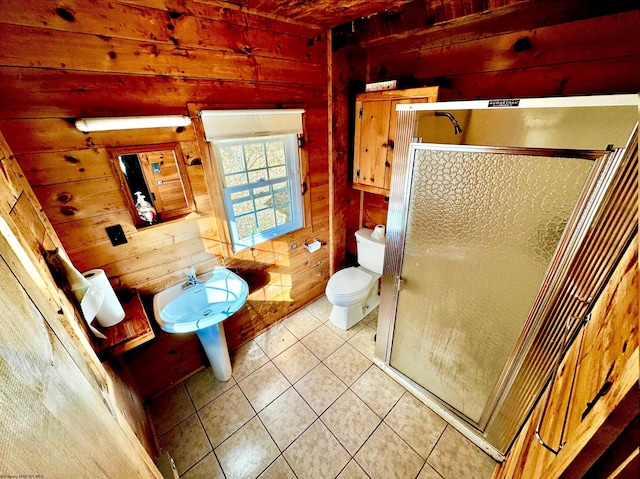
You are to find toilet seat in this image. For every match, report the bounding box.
[326,267,373,305]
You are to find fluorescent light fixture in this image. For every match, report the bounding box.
[75,115,191,132]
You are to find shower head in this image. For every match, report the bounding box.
[435,111,463,135]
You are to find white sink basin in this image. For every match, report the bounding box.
[154,268,248,333]
[153,267,248,381]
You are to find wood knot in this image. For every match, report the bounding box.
[56,7,75,22]
[56,193,72,203]
[513,37,532,53]
[60,206,78,216]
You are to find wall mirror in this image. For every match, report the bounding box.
[108,143,195,227]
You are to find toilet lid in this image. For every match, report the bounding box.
[327,267,372,296]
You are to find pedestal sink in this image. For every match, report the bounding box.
[153,268,249,381]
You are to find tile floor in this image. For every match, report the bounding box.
[150,296,497,479]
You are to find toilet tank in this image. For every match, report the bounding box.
[355,228,386,274]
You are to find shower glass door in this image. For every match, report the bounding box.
[389,144,594,426]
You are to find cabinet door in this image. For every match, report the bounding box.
[354,99,391,189]
[386,98,424,190]
[565,242,638,441]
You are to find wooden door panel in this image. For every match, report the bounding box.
[566,244,638,439]
[356,100,391,188]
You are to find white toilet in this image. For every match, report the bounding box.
[325,227,385,330]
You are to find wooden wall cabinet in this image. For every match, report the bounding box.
[493,242,639,479]
[353,86,438,195]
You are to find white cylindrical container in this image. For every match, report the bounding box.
[83,269,125,327]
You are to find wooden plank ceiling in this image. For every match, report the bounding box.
[223,0,413,28]
[223,0,639,50]
[223,0,518,29]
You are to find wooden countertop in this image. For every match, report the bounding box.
[94,289,155,358]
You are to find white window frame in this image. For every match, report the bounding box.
[212,134,304,252]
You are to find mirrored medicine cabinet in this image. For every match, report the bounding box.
[108,143,195,227]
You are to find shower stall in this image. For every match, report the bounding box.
[374,95,638,458]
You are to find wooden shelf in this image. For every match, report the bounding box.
[94,289,155,358]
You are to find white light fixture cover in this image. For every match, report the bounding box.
[75,115,192,132]
[200,109,305,140]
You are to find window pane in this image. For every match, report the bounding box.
[266,141,286,166]
[253,185,270,196]
[256,208,276,231]
[254,191,273,210]
[274,188,290,205]
[244,143,267,170]
[236,214,257,240]
[248,169,268,183]
[275,203,292,226]
[268,165,287,179]
[230,190,250,201]
[226,173,248,187]
[233,200,253,216]
[219,145,245,174]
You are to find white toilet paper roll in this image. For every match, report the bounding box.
[372,224,386,240]
[83,269,125,327]
[307,240,322,253]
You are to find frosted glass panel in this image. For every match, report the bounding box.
[389,147,593,423]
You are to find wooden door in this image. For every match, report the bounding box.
[138,150,189,215]
[387,96,435,191]
[354,99,391,189]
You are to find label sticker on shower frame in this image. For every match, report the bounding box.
[488,99,521,107]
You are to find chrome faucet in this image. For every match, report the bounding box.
[182,267,201,290]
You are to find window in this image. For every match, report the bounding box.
[213,134,303,251]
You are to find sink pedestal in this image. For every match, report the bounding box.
[196,323,232,382]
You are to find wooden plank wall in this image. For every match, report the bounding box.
[0,132,159,470]
[329,39,350,273]
[0,240,161,478]
[0,0,330,397]
[342,9,640,258]
[365,10,640,100]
